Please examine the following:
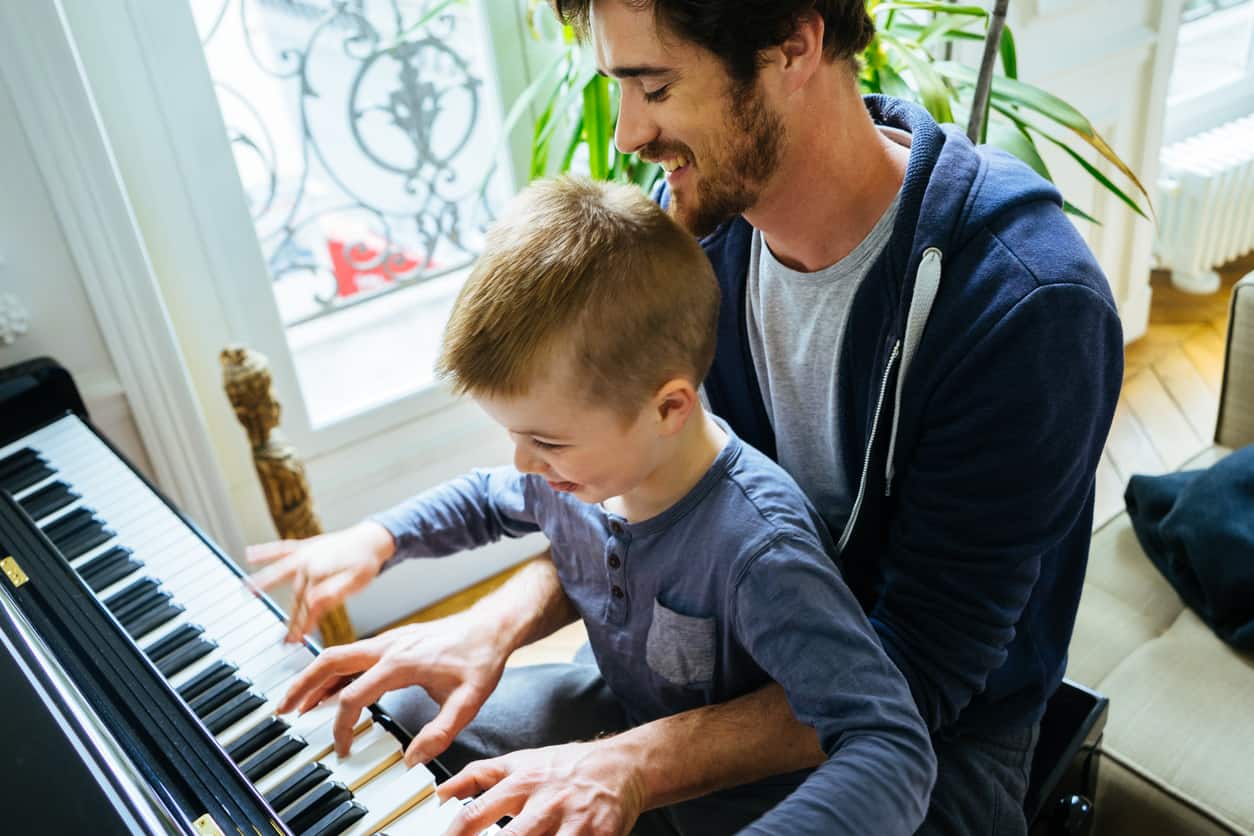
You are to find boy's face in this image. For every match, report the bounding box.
[475,373,666,506]
[590,0,785,237]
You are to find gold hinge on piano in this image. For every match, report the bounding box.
[1,556,28,588]
[192,815,226,836]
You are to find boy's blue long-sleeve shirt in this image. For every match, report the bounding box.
[375,431,936,835]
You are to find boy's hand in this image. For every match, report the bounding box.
[246,521,395,642]
[276,613,509,764]
[437,740,646,836]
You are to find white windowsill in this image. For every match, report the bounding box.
[285,266,471,429]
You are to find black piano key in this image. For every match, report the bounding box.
[78,545,137,585]
[264,763,332,814]
[124,600,183,641]
[83,557,142,593]
[227,716,289,764]
[103,576,160,613]
[189,675,252,719]
[42,506,96,544]
[19,480,78,520]
[281,781,351,833]
[177,660,238,702]
[60,524,114,561]
[113,588,172,628]
[143,623,203,662]
[154,636,216,679]
[242,735,308,784]
[0,447,39,477]
[303,800,367,836]
[204,691,267,735]
[0,456,52,495]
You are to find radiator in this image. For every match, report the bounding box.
[1155,113,1254,294]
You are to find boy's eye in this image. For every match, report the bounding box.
[532,439,565,451]
[643,84,671,103]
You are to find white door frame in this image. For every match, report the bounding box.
[0,0,244,553]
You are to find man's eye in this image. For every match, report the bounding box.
[643,85,671,103]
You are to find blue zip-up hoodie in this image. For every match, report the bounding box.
[667,96,1124,736]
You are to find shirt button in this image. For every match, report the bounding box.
[611,585,624,599]
[610,521,624,535]
[608,554,621,569]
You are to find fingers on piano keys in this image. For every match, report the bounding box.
[3,430,500,835]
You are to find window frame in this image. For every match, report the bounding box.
[1162,0,1254,144]
[63,0,553,460]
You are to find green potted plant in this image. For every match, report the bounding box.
[496,0,1152,221]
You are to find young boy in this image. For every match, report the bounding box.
[272,177,936,834]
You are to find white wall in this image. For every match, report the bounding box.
[997,0,1183,342]
[0,68,154,480]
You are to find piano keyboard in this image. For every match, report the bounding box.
[0,415,494,836]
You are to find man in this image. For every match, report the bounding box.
[254,2,1123,833]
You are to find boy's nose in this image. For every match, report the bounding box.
[513,444,545,476]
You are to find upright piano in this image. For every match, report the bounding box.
[0,358,488,835]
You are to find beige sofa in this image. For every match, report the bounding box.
[1066,274,1254,835]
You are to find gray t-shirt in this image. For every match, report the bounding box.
[746,191,900,540]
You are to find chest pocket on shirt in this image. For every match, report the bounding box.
[645,598,716,687]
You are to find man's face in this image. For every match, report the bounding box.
[591,0,784,237]
[475,373,664,507]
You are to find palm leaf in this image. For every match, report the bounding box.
[881,33,955,123]
[874,2,989,17]
[934,61,1151,208]
[1029,126,1150,220]
[999,25,1018,80]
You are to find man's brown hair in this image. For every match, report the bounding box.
[438,177,720,416]
[551,0,875,83]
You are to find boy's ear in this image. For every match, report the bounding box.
[654,378,698,434]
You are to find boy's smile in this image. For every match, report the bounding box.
[473,366,726,523]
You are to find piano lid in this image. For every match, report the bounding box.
[0,357,88,446]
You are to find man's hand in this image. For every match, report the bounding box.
[276,612,510,765]
[437,740,647,836]
[247,521,395,643]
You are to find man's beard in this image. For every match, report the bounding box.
[651,80,784,238]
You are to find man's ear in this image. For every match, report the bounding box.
[654,378,698,434]
[775,10,824,92]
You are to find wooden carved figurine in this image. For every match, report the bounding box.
[220,345,355,646]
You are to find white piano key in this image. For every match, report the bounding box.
[253,647,316,696]
[343,760,437,836]
[322,723,403,791]
[383,796,471,836]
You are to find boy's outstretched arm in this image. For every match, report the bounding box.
[278,555,580,763]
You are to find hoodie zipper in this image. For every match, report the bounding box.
[837,339,901,556]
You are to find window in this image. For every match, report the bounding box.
[1164,0,1254,143]
[189,0,512,428]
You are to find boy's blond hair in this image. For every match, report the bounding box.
[438,177,720,416]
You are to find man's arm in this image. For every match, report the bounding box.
[439,682,827,836]
[871,282,1123,731]
[477,553,581,651]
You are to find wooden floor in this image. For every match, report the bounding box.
[1094,257,1250,527]
[404,254,1254,667]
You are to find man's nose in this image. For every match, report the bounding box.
[614,88,658,155]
